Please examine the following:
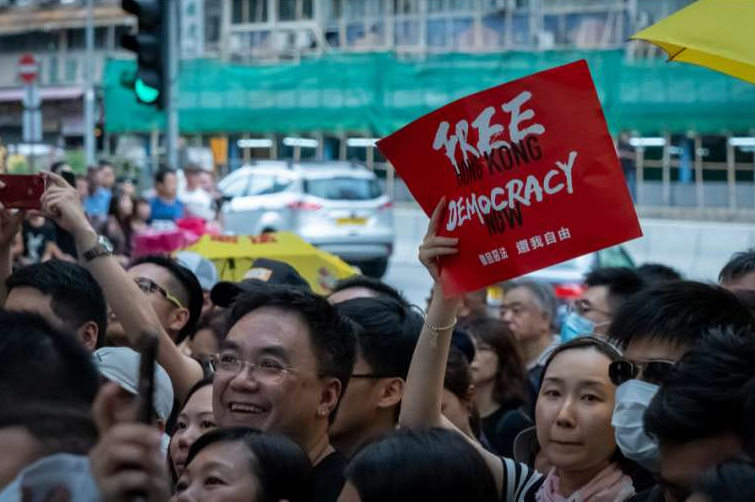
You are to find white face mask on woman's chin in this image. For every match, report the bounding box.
[611,379,661,473]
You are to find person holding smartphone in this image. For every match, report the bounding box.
[40,172,203,402]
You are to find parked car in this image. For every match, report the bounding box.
[218,161,394,277]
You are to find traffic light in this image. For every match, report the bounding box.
[120,0,165,108]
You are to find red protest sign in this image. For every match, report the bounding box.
[377,60,642,295]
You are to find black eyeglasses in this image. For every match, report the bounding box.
[609,359,675,386]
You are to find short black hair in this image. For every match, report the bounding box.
[6,260,108,348]
[693,457,755,502]
[185,427,313,502]
[607,281,755,351]
[336,296,421,379]
[644,327,755,447]
[330,275,408,306]
[230,285,357,400]
[129,255,204,343]
[583,267,646,313]
[0,309,101,411]
[636,263,683,285]
[345,428,498,502]
[719,248,755,284]
[154,168,176,184]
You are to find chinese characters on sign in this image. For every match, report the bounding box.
[478,226,571,267]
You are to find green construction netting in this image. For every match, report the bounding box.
[103,49,755,136]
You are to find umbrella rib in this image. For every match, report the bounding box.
[668,47,686,62]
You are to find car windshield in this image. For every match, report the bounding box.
[305,177,382,200]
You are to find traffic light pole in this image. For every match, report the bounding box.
[165,0,179,170]
[84,0,95,167]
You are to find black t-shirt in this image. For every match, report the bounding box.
[54,224,78,258]
[483,406,532,458]
[22,219,56,263]
[313,450,347,502]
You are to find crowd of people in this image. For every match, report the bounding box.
[9,161,222,269]
[0,170,754,502]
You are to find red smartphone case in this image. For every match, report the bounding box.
[0,174,46,210]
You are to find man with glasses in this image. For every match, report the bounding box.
[560,266,645,341]
[105,255,203,348]
[607,281,755,502]
[328,295,422,458]
[37,172,203,402]
[213,284,357,502]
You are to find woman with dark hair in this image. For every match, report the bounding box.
[168,376,216,481]
[399,199,637,501]
[340,428,498,502]
[462,315,531,456]
[174,427,314,502]
[99,190,135,258]
[131,197,152,235]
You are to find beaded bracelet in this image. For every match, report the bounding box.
[423,317,457,347]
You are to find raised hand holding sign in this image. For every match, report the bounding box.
[379,60,641,295]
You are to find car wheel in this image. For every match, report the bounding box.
[360,257,389,278]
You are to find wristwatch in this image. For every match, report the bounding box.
[83,235,114,262]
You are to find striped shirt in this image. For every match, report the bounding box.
[500,457,545,502]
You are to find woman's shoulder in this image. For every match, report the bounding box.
[498,456,544,502]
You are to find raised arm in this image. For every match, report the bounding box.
[399,198,461,429]
[398,198,506,493]
[41,172,202,401]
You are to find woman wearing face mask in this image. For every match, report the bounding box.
[169,376,216,481]
[399,199,637,502]
[463,316,531,456]
[174,427,313,502]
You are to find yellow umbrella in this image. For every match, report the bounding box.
[184,232,358,294]
[631,0,755,85]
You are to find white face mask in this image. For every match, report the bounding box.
[611,379,661,473]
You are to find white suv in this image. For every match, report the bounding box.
[218,161,394,277]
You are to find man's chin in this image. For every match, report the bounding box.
[105,325,129,347]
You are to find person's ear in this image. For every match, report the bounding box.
[317,377,342,420]
[376,378,405,410]
[168,307,190,334]
[77,321,99,352]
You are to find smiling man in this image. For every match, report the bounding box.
[213,284,357,502]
